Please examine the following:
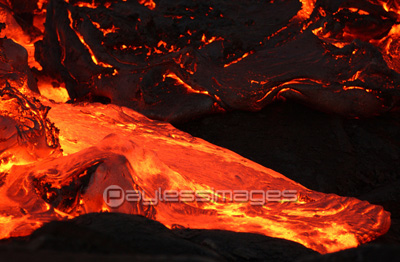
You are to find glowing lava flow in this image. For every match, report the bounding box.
[0,87,391,254]
[0,0,395,255]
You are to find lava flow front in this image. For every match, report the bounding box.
[0,85,391,254]
[0,0,397,255]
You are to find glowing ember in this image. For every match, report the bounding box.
[138,0,156,10]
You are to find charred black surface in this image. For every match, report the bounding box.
[0,213,317,262]
[35,0,400,122]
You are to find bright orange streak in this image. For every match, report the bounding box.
[164,72,210,95]
[200,34,224,46]
[343,86,373,93]
[92,21,119,36]
[347,8,370,15]
[67,10,113,68]
[224,51,254,68]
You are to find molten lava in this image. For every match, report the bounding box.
[0,0,398,256]
[0,85,391,254]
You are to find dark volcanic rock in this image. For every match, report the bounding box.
[27,213,220,257]
[173,228,317,261]
[35,0,400,122]
[0,250,216,262]
[299,244,400,262]
[0,213,316,262]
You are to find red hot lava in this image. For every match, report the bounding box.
[0,0,397,255]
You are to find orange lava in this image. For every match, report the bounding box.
[0,0,394,255]
[0,89,391,254]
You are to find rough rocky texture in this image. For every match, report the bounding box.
[0,37,38,92]
[35,0,400,122]
[299,244,400,262]
[0,213,316,262]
